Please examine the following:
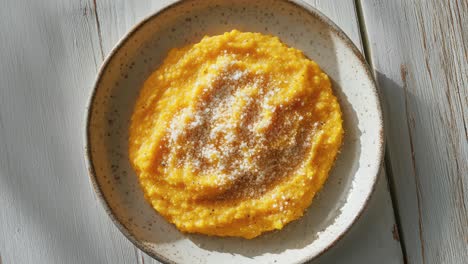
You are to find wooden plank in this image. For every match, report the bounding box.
[0,0,402,263]
[0,1,138,263]
[358,0,468,263]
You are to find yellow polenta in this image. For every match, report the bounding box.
[129,30,343,239]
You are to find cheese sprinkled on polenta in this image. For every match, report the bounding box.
[129,30,343,239]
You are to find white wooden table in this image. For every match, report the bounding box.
[0,1,465,263]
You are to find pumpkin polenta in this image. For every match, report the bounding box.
[129,30,343,239]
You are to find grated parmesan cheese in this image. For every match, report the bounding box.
[164,60,315,199]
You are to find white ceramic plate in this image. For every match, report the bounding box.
[85,0,384,263]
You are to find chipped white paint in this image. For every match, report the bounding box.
[360,1,468,263]
[0,0,402,263]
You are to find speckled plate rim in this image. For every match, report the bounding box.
[84,0,385,263]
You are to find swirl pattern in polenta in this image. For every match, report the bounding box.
[129,30,343,239]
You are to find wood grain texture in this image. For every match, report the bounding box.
[359,0,468,263]
[0,0,402,263]
[0,0,139,263]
